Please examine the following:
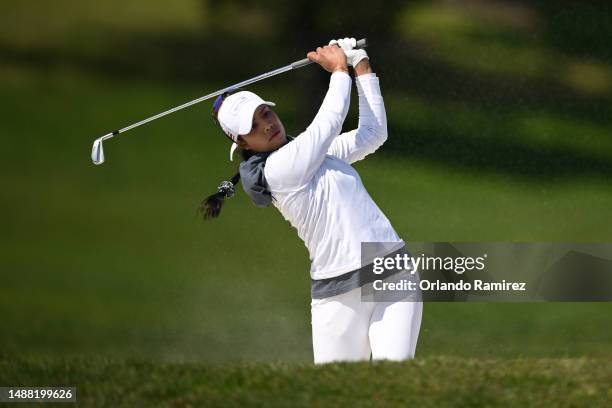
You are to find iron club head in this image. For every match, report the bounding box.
[91,138,105,165]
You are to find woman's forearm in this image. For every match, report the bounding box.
[324,71,388,164]
[353,70,388,154]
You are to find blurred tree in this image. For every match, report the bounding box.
[203,0,408,121]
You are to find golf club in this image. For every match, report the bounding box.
[91,38,368,165]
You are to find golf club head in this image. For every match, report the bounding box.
[91,139,105,165]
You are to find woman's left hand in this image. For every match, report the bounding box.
[329,37,369,68]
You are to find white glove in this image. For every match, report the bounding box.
[329,37,368,67]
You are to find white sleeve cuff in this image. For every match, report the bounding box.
[355,73,377,81]
[329,70,352,85]
[355,73,380,97]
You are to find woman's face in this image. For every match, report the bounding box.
[237,105,287,153]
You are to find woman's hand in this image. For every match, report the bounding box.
[329,38,368,68]
[307,45,349,74]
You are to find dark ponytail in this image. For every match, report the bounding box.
[198,148,255,220]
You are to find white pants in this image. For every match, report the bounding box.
[310,277,423,364]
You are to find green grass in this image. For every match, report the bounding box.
[2,356,611,407]
[1,64,611,365]
[2,3,612,405]
[2,2,612,405]
[0,0,612,407]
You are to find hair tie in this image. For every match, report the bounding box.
[218,180,235,198]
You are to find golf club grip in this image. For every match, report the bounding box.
[291,38,368,69]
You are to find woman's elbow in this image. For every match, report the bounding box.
[360,124,387,153]
[372,110,388,143]
[378,122,388,144]
[372,121,388,147]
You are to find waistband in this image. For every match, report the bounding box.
[310,244,410,299]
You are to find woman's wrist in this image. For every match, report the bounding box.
[354,59,372,76]
[332,66,349,74]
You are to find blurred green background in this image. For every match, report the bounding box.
[1,0,611,363]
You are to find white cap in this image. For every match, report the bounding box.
[217,91,275,161]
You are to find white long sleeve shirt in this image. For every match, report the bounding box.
[265,71,403,280]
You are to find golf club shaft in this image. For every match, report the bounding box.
[96,38,367,142]
[91,38,368,164]
[99,65,294,143]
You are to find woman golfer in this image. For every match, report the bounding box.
[201,38,422,364]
